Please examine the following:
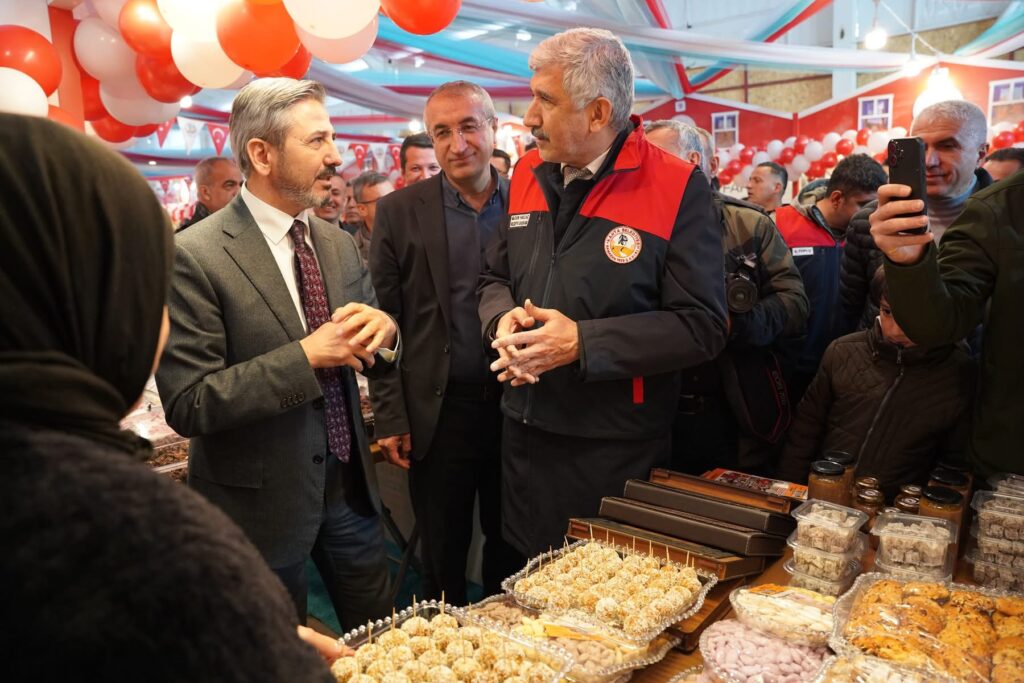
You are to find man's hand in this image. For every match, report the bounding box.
[869,183,933,265]
[331,303,397,354]
[492,303,537,385]
[491,299,579,386]
[296,625,352,663]
[377,433,412,469]
[300,320,376,371]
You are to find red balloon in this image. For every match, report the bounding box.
[793,135,810,154]
[119,0,173,59]
[381,0,462,35]
[821,151,838,168]
[134,122,159,136]
[992,130,1016,150]
[739,146,756,164]
[807,161,825,179]
[778,147,796,164]
[92,115,135,143]
[835,138,854,156]
[0,25,63,96]
[874,151,888,164]
[216,0,300,74]
[1016,121,1024,143]
[48,104,84,131]
[856,128,870,145]
[726,159,743,175]
[717,170,734,186]
[136,53,199,103]
[265,45,312,79]
[81,73,108,122]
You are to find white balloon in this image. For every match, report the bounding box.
[717,149,731,166]
[738,164,754,186]
[791,154,810,174]
[171,33,245,89]
[765,139,784,160]
[157,0,219,42]
[852,145,870,156]
[842,129,858,140]
[866,131,890,155]
[784,136,796,147]
[729,143,744,157]
[285,0,380,40]
[751,151,770,166]
[223,70,254,90]
[785,163,797,180]
[0,67,48,116]
[297,15,378,64]
[92,0,127,27]
[992,121,1014,135]
[822,132,841,152]
[803,140,824,162]
[889,126,907,138]
[100,80,172,126]
[74,16,136,83]
[1014,142,1024,149]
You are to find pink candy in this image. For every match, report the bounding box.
[700,619,827,683]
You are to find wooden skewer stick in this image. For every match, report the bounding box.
[412,594,417,618]
[391,607,396,631]
[441,591,446,614]
[589,523,594,541]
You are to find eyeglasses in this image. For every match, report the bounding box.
[429,117,493,143]
[356,197,381,205]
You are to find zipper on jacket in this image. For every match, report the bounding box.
[856,347,905,465]
[523,252,558,424]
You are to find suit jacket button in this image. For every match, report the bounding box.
[312,454,324,464]
[312,398,324,410]
[443,344,449,354]
[433,386,443,396]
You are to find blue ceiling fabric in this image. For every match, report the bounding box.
[954,1,1024,57]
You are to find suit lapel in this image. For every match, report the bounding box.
[419,177,452,329]
[221,198,306,341]
[309,218,347,312]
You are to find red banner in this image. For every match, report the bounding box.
[156,119,174,147]
[207,122,230,156]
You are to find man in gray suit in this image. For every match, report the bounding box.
[156,78,399,629]
[369,81,522,604]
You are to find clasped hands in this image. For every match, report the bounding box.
[300,302,397,371]
[490,299,579,387]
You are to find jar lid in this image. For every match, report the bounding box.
[936,460,971,474]
[929,468,968,488]
[855,476,881,490]
[811,460,845,477]
[923,485,964,506]
[823,450,855,466]
[881,507,902,515]
[900,484,923,496]
[857,488,885,504]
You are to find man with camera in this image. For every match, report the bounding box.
[647,121,808,474]
[774,154,887,404]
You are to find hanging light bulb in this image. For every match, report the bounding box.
[408,119,423,133]
[180,95,193,109]
[864,0,887,50]
[913,67,964,117]
[901,38,927,77]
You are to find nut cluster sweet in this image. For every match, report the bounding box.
[795,503,862,553]
[791,546,852,581]
[511,542,702,638]
[331,611,559,683]
[876,520,950,568]
[977,495,1024,542]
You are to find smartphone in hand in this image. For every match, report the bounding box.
[886,137,928,235]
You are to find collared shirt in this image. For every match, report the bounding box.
[441,167,509,382]
[240,184,317,333]
[559,144,613,187]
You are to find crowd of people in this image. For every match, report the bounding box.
[2,23,1022,680]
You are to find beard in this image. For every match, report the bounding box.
[274,158,336,210]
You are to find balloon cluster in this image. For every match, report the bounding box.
[11,0,460,145]
[715,126,907,187]
[989,120,1024,151]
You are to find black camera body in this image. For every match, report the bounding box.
[726,254,759,314]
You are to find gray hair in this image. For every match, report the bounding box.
[913,100,988,151]
[529,28,634,131]
[647,120,711,176]
[424,80,497,126]
[229,78,326,178]
[351,171,389,203]
[193,156,235,186]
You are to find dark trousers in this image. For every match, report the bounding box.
[671,396,738,476]
[408,387,523,605]
[271,493,392,632]
[501,417,671,558]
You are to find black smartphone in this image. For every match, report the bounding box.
[886,137,928,235]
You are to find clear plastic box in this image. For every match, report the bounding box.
[792,499,869,554]
[729,583,835,647]
[967,548,1024,591]
[871,511,954,572]
[972,490,1024,542]
[787,529,866,581]
[784,558,858,597]
[988,472,1024,497]
[970,520,1024,568]
[872,554,953,582]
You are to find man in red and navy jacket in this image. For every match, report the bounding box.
[774,154,886,404]
[478,28,728,557]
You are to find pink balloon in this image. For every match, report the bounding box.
[296,15,378,64]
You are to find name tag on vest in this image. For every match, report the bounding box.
[509,213,530,229]
[792,247,814,256]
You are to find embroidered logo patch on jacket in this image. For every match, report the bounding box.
[604,226,642,263]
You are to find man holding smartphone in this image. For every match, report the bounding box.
[842,101,992,330]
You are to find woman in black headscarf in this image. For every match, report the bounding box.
[0,114,336,681]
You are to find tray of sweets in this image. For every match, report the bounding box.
[811,654,955,683]
[334,599,571,683]
[466,594,678,683]
[502,539,717,645]
[829,572,1024,683]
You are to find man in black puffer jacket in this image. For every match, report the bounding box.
[841,101,992,331]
